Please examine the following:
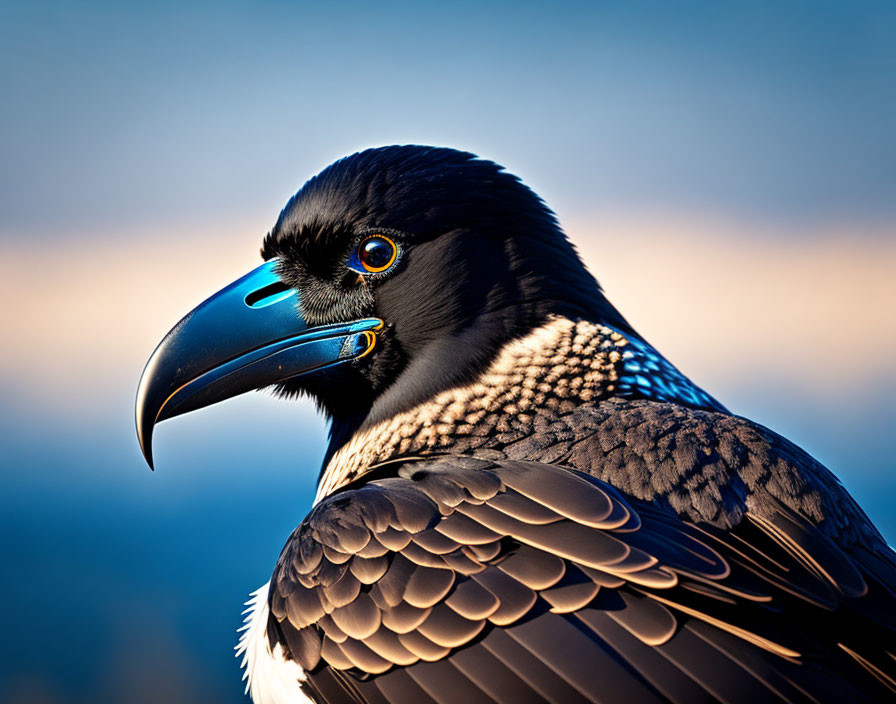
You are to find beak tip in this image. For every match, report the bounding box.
[136,405,156,471]
[138,431,155,471]
[136,363,159,471]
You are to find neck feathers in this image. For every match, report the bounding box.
[316,316,723,501]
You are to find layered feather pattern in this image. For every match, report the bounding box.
[266,458,896,703]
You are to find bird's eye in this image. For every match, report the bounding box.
[350,235,398,274]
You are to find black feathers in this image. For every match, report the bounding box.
[260,146,637,467]
[233,146,896,703]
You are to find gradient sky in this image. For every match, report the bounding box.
[2,0,895,235]
[1,2,894,703]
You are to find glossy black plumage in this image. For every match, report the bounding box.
[259,146,638,468]
[138,145,896,703]
[254,147,895,703]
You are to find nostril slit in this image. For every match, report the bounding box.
[245,281,294,308]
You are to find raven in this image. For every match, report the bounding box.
[137,146,896,703]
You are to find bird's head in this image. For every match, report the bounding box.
[136,146,632,469]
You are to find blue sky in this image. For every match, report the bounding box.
[1,2,894,702]
[2,0,894,235]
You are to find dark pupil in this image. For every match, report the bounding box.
[361,238,392,269]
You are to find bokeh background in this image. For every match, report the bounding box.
[1,2,894,702]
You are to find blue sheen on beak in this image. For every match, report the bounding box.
[135,260,382,469]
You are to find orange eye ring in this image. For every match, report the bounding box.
[357,234,398,273]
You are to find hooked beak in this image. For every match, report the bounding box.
[135,260,381,469]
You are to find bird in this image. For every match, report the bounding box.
[136,146,896,704]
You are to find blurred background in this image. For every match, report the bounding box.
[1,1,894,702]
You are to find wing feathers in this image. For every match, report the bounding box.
[267,457,896,703]
[507,609,667,704]
[481,627,594,704]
